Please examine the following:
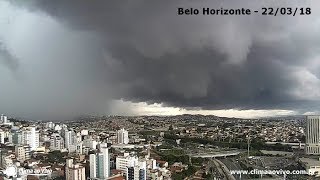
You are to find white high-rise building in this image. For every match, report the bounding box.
[0,114,13,126]
[116,154,138,172]
[76,142,83,155]
[15,145,31,162]
[116,153,146,180]
[76,132,82,143]
[22,126,39,151]
[306,115,320,154]
[8,129,23,145]
[46,122,55,129]
[0,130,5,144]
[81,129,88,136]
[100,143,110,178]
[89,154,97,178]
[54,124,62,131]
[30,126,39,151]
[127,161,147,180]
[89,143,110,179]
[2,155,13,169]
[65,159,86,180]
[83,138,97,149]
[15,145,26,162]
[65,130,72,149]
[117,128,129,144]
[65,130,77,152]
[50,133,65,151]
[0,114,7,124]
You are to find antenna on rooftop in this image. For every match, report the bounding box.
[247,134,250,158]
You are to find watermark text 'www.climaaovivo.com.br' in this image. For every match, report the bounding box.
[230,169,308,175]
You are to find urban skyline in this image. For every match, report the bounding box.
[0,0,320,120]
[1,113,320,179]
[1,0,320,179]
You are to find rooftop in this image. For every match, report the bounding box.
[299,158,320,167]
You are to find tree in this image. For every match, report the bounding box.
[169,125,173,131]
[46,151,67,164]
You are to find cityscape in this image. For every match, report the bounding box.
[1,114,320,179]
[1,0,320,180]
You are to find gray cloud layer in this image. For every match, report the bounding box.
[1,0,320,119]
[0,41,19,71]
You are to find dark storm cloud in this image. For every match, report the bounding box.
[2,0,320,118]
[105,46,304,110]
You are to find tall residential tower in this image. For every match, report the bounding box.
[117,128,129,144]
[89,143,110,179]
[305,115,320,154]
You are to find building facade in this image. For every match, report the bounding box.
[126,161,146,180]
[306,115,320,154]
[89,143,110,179]
[0,130,5,144]
[50,133,65,151]
[9,129,23,145]
[22,126,39,151]
[116,153,146,180]
[65,159,86,180]
[15,145,31,162]
[117,128,129,144]
[0,114,13,126]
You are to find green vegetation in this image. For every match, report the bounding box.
[53,177,65,180]
[164,134,293,151]
[191,157,205,166]
[46,151,68,164]
[169,125,173,131]
[139,130,159,136]
[154,147,200,179]
[246,150,264,156]
[203,173,214,180]
[171,165,197,180]
[139,130,160,141]
[156,148,189,165]
[164,138,177,145]
[160,148,185,155]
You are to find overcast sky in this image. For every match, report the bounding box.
[0,0,320,120]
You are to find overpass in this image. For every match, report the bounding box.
[189,150,241,158]
[265,142,304,148]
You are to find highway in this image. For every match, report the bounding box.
[189,150,241,158]
[220,158,250,180]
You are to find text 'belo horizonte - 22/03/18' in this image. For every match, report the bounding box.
[177,7,252,15]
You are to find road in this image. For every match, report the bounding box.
[220,158,250,180]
